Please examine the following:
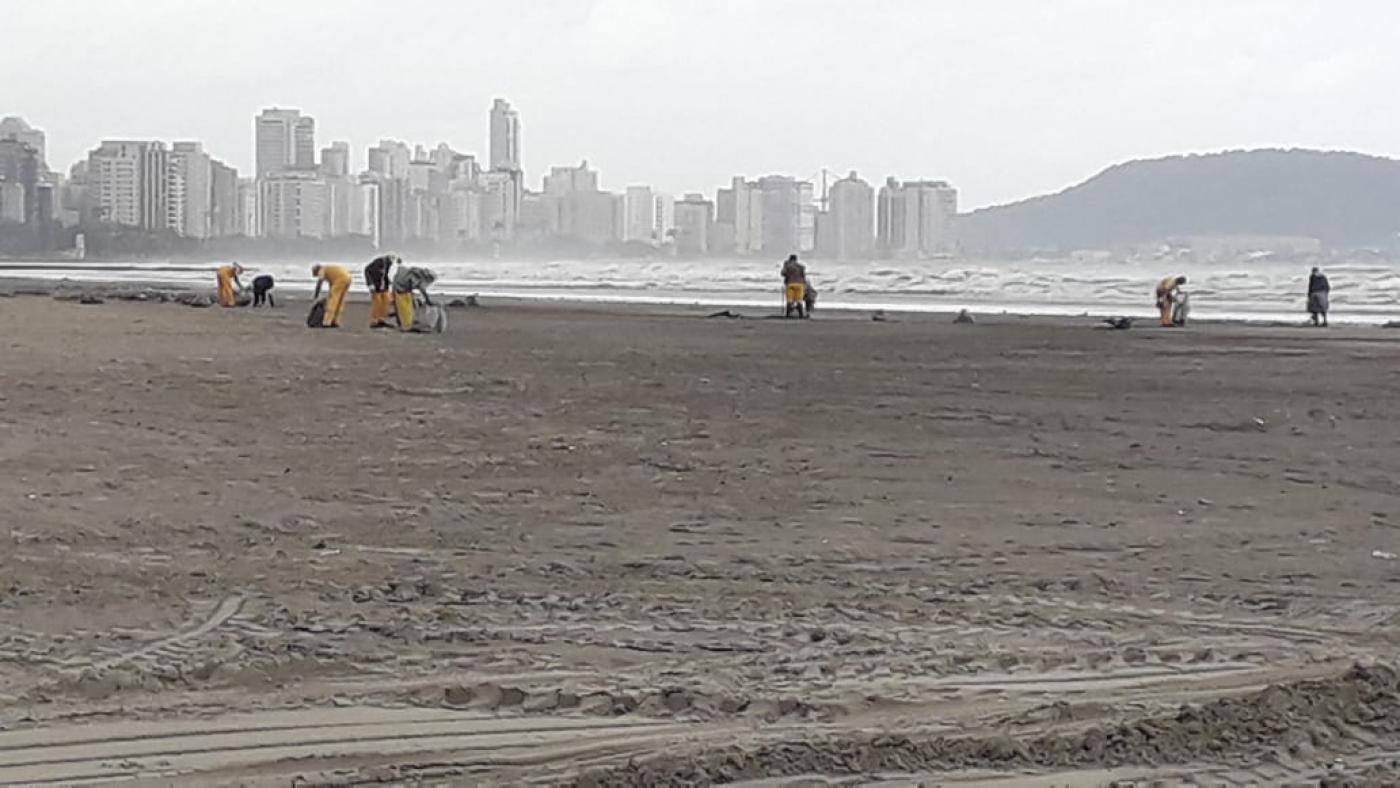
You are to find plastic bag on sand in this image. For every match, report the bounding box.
[306,298,326,328]
[413,303,447,334]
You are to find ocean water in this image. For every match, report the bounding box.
[2,257,1397,324]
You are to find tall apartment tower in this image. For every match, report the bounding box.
[86,140,169,231]
[255,108,316,175]
[489,98,520,172]
[168,141,212,239]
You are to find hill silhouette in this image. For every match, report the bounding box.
[956,149,1400,251]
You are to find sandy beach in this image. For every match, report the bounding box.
[4,289,1400,785]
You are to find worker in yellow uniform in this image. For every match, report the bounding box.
[311,264,353,328]
[363,253,399,329]
[1155,275,1187,327]
[216,262,245,307]
[781,254,808,318]
[392,265,438,332]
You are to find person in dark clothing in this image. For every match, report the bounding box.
[364,253,400,328]
[251,274,275,307]
[1307,267,1330,327]
[780,254,808,318]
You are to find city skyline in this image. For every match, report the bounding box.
[9,1,1400,210]
[3,101,955,259]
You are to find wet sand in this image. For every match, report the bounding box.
[3,291,1400,785]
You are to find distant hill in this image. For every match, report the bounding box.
[956,149,1400,251]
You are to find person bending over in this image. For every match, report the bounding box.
[392,265,438,332]
[364,253,400,328]
[251,274,275,307]
[311,264,352,328]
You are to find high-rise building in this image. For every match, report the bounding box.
[351,177,381,247]
[758,175,815,255]
[712,182,738,254]
[544,161,598,197]
[255,108,316,175]
[569,191,621,244]
[321,141,350,177]
[325,175,355,238]
[673,194,714,255]
[0,138,41,225]
[238,177,258,236]
[258,171,328,239]
[479,169,520,242]
[367,147,391,178]
[0,117,47,172]
[517,191,551,242]
[654,193,674,245]
[168,142,212,239]
[209,160,241,237]
[86,140,169,231]
[489,98,520,172]
[0,182,23,224]
[728,177,764,255]
[367,139,411,180]
[816,171,875,259]
[877,178,958,256]
[623,185,655,243]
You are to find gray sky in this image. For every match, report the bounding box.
[8,0,1400,208]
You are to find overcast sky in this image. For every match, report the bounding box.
[7,0,1400,208]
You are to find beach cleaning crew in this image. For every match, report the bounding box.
[1155,275,1187,327]
[311,263,352,328]
[1307,267,1330,327]
[364,253,399,328]
[781,254,808,318]
[392,265,438,332]
[216,262,245,308]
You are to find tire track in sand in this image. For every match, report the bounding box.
[76,594,246,676]
[0,708,716,785]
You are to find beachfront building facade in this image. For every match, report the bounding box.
[258,171,328,240]
[673,193,714,255]
[878,177,958,257]
[85,140,169,231]
[167,142,212,239]
[712,175,816,256]
[0,138,43,226]
[209,160,241,238]
[489,98,521,173]
[255,108,316,176]
[815,171,875,260]
[623,185,656,244]
[0,117,47,173]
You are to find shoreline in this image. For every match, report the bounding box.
[0,272,1387,329]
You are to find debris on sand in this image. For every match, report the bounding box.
[78,294,105,305]
[572,664,1400,787]
[954,309,975,324]
[872,310,888,322]
[707,310,743,319]
[1102,316,1133,330]
[448,294,481,308]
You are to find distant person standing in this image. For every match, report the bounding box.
[781,254,808,318]
[364,253,399,329]
[1155,275,1187,327]
[1307,267,1330,327]
[311,264,352,328]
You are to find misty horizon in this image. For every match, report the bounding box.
[9,0,1400,210]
